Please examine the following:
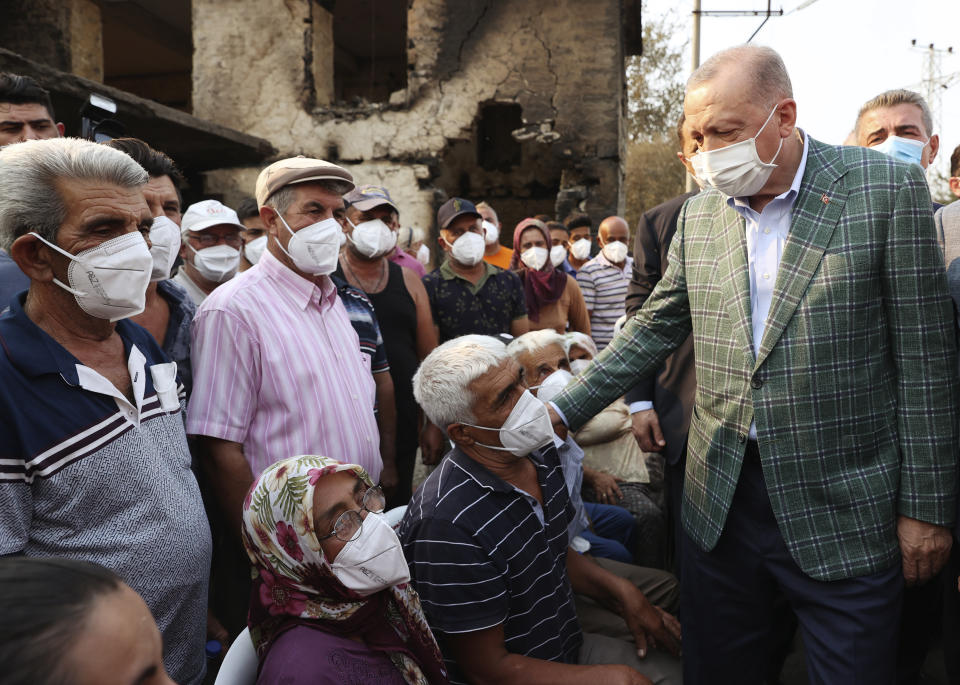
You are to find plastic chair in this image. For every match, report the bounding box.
[214,626,258,685]
[383,504,408,530]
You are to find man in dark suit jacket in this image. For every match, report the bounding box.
[624,115,698,574]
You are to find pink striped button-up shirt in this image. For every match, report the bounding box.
[186,250,381,480]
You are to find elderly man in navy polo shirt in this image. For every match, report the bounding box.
[399,335,682,685]
[0,138,211,685]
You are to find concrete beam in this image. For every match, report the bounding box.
[0,47,275,173]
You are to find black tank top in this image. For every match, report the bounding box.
[361,262,420,427]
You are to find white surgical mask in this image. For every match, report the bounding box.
[330,513,410,596]
[602,240,629,264]
[534,369,574,403]
[460,389,555,457]
[520,246,548,271]
[31,231,152,322]
[690,104,783,197]
[569,358,592,375]
[445,231,485,267]
[147,216,181,281]
[416,243,430,266]
[549,245,567,267]
[276,214,342,275]
[871,135,927,167]
[482,219,500,246]
[570,237,591,261]
[244,235,267,265]
[348,218,397,259]
[189,243,240,283]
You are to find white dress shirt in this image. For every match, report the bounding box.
[729,130,809,438]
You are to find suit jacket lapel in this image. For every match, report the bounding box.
[713,200,755,361]
[754,138,847,369]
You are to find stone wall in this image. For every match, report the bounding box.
[192,0,629,236]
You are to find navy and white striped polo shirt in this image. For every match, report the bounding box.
[398,445,581,684]
[0,294,212,685]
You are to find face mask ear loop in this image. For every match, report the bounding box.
[29,232,90,298]
[757,104,784,166]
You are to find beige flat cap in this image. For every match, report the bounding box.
[255,156,355,208]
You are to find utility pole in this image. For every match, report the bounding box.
[687,0,702,192]
[910,40,954,140]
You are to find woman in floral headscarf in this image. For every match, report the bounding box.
[509,218,590,335]
[242,455,448,685]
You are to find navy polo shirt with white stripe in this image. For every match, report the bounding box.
[0,294,212,685]
[398,445,581,684]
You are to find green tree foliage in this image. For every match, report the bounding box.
[624,7,688,229]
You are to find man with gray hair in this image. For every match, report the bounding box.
[547,44,958,682]
[0,138,211,684]
[187,157,383,537]
[399,334,681,685]
[855,89,940,175]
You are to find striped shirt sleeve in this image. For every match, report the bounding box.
[576,268,597,311]
[185,307,260,443]
[405,517,508,634]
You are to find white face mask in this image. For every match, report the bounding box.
[482,219,500,246]
[244,235,268,265]
[549,245,567,267]
[445,231,485,267]
[570,237,591,261]
[31,231,152,322]
[416,243,430,266]
[348,218,398,259]
[460,389,556,457]
[690,104,783,198]
[276,214,342,275]
[520,246,548,271]
[147,216,181,282]
[534,369,574,404]
[569,358,592,375]
[188,243,240,283]
[330,512,410,596]
[602,240,629,264]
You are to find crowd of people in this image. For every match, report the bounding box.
[0,40,959,685]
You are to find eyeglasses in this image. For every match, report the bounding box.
[316,485,386,542]
[190,232,243,249]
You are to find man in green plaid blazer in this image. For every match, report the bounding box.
[550,46,958,683]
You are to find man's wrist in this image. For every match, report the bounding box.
[548,401,569,427]
[629,401,654,414]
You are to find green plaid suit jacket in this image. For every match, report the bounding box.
[555,137,959,581]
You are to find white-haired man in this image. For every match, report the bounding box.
[0,138,211,685]
[399,335,681,685]
[548,45,958,683]
[187,157,382,538]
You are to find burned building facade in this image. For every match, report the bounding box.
[1,0,640,233]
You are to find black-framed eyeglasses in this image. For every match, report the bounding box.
[316,485,386,542]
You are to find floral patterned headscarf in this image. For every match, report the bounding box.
[242,455,448,685]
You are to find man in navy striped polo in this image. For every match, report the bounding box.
[0,138,211,685]
[399,335,681,685]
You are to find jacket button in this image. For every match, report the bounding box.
[737,433,747,443]
[751,377,762,389]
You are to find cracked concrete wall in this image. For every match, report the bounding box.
[193,0,626,230]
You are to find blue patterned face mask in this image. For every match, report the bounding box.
[871,135,927,167]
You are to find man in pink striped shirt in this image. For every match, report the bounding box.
[187,157,382,532]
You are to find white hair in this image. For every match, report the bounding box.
[413,335,509,429]
[564,331,597,358]
[0,138,148,251]
[506,329,567,358]
[687,45,792,108]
